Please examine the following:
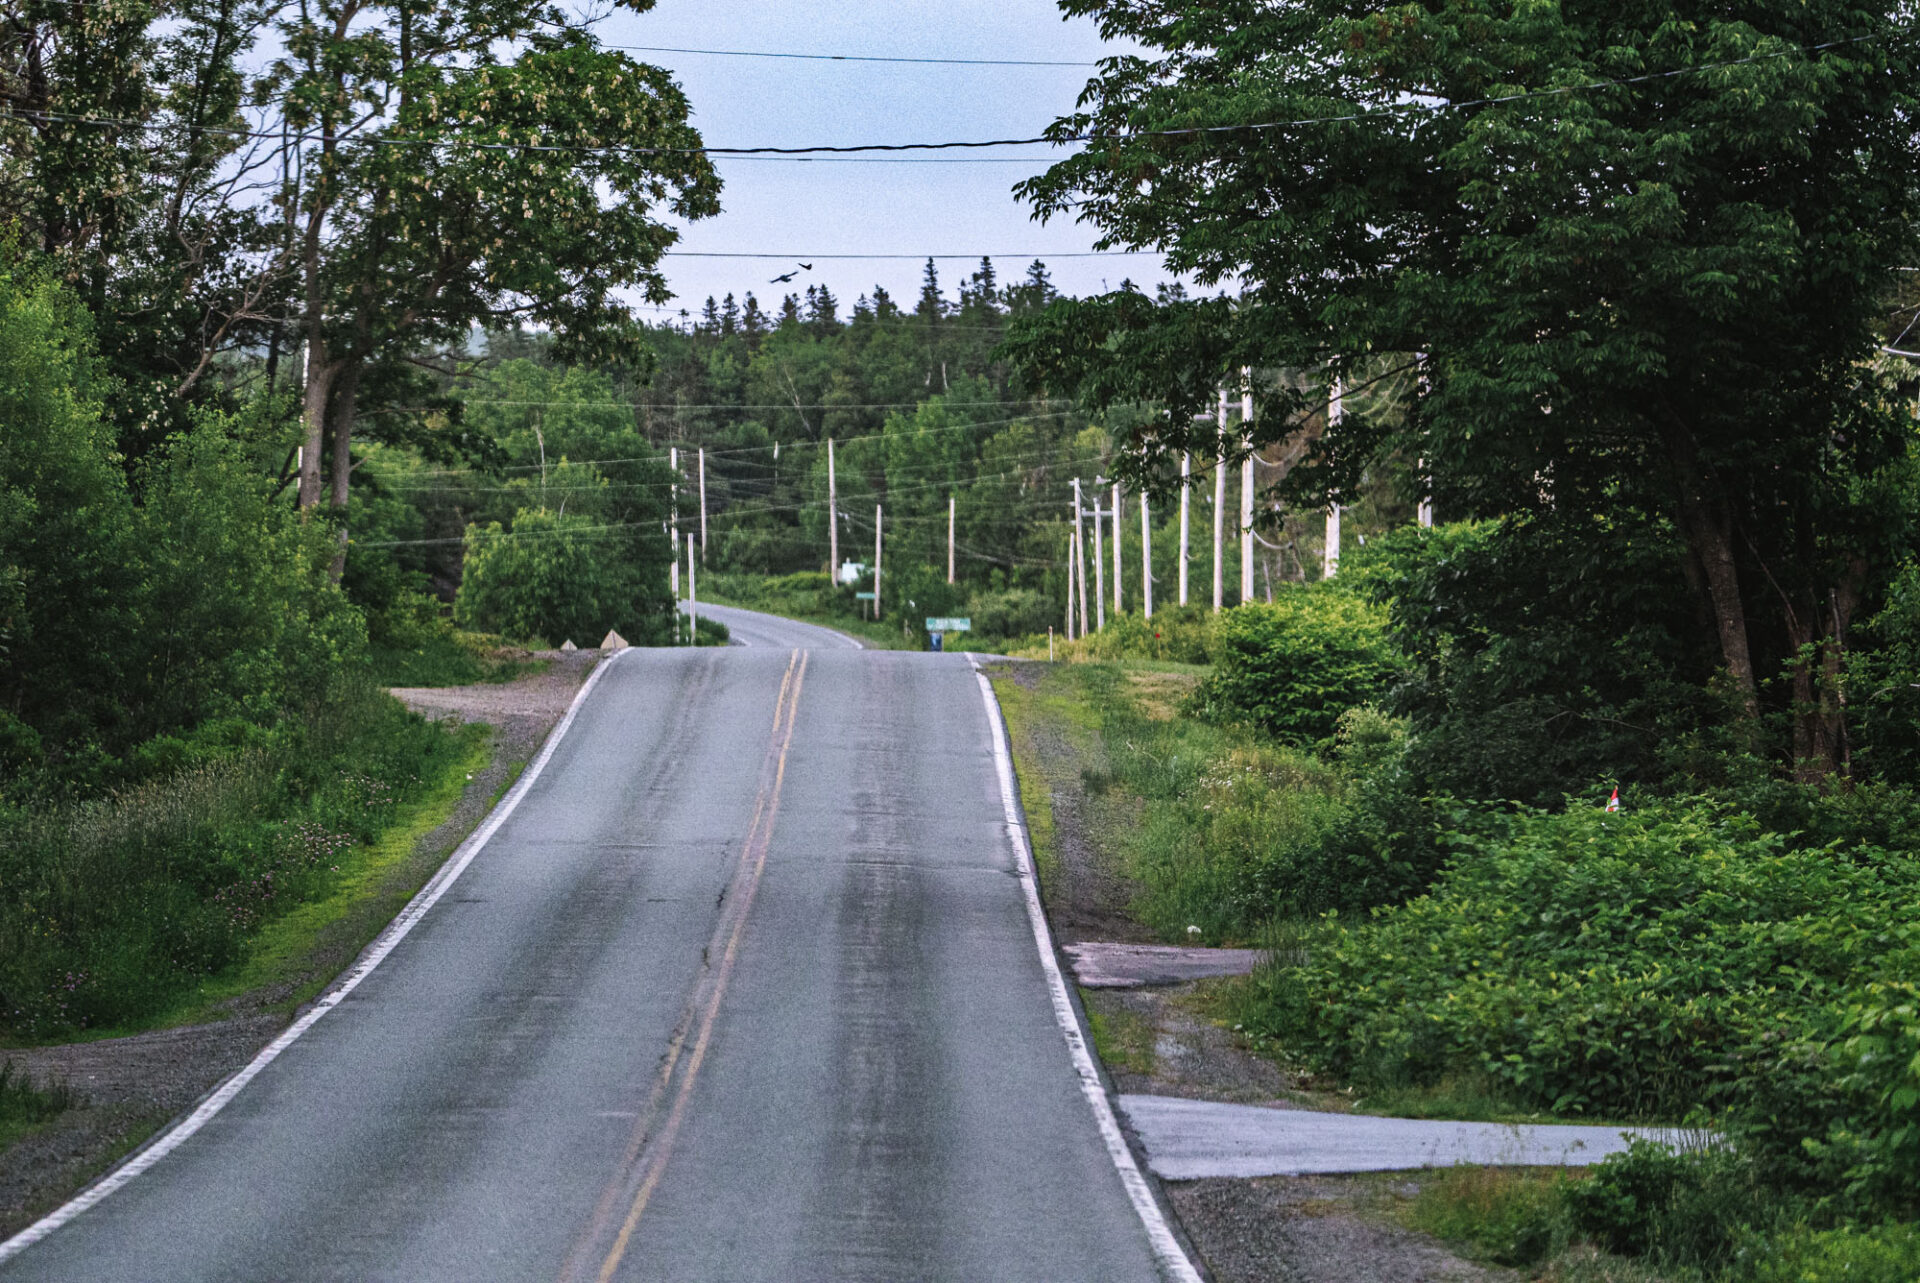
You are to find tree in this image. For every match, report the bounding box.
[265,2,720,565]
[1010,0,1920,773]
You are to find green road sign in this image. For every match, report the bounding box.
[925,617,972,632]
[855,591,876,600]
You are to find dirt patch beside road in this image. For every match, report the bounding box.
[0,650,601,1239]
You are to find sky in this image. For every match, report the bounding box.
[584,0,1179,322]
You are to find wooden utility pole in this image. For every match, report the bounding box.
[1178,451,1190,606]
[1067,530,1082,641]
[874,504,884,619]
[1241,372,1255,604]
[1111,481,1123,618]
[686,532,698,644]
[1091,482,1107,631]
[1325,377,1343,578]
[1213,391,1226,612]
[669,446,679,597]
[1073,480,1093,632]
[1416,355,1433,528]
[827,437,838,576]
[698,447,708,564]
[947,494,956,584]
[1140,490,1152,619]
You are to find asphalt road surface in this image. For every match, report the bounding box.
[681,599,865,650]
[1,622,1177,1281]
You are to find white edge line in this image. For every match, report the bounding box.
[970,659,1205,1283]
[0,648,634,1265]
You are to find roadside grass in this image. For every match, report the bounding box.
[1403,1165,1580,1269]
[988,666,1104,899]
[1082,994,1157,1077]
[0,1062,74,1150]
[372,621,549,688]
[153,724,491,1027]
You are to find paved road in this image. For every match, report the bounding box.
[682,599,865,650]
[2,629,1175,1280]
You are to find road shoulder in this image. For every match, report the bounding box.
[990,660,1515,1283]
[0,652,602,1240]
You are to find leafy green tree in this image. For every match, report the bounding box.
[265,0,720,554]
[453,506,670,645]
[1010,0,1920,772]
[0,263,136,757]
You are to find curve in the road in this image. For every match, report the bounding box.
[679,599,866,650]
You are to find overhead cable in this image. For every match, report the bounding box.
[6,27,1905,158]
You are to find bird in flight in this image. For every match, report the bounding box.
[770,262,815,284]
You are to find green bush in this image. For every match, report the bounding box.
[1189,590,1400,744]
[455,507,673,647]
[1051,603,1216,664]
[1244,799,1920,1119]
[1359,518,1716,807]
[1565,1142,1761,1270]
[1745,1223,1920,1283]
[1729,978,1920,1219]
[964,586,1055,641]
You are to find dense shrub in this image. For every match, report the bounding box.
[964,586,1055,641]
[0,684,466,1035]
[455,506,674,646]
[1245,799,1920,1119]
[1728,977,1920,1218]
[1746,1223,1920,1283]
[1051,603,1216,664]
[1360,519,1717,806]
[1189,590,1400,744]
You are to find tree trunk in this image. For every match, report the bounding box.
[1659,415,1760,723]
[326,358,362,581]
[298,341,335,510]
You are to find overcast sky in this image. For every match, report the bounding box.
[586,0,1179,321]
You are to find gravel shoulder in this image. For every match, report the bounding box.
[0,650,601,1240]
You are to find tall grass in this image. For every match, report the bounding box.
[0,682,464,1037]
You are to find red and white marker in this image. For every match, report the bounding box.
[1605,787,1621,813]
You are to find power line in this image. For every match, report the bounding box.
[388,407,1091,478]
[661,251,1157,260]
[8,27,1905,158]
[590,42,1100,68]
[454,397,1070,410]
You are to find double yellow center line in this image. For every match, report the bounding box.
[561,648,809,1283]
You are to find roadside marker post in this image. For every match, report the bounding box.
[687,533,698,644]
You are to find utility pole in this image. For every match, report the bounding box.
[1325,376,1343,579]
[1416,355,1433,528]
[947,493,956,584]
[1140,490,1152,619]
[669,446,679,597]
[1065,530,1077,640]
[827,437,838,576]
[1091,482,1107,631]
[686,532,698,644]
[1111,481,1123,618]
[1073,480,1093,632]
[1178,451,1190,606]
[698,446,708,564]
[1241,371,1255,605]
[1213,390,1226,612]
[874,504,884,620]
